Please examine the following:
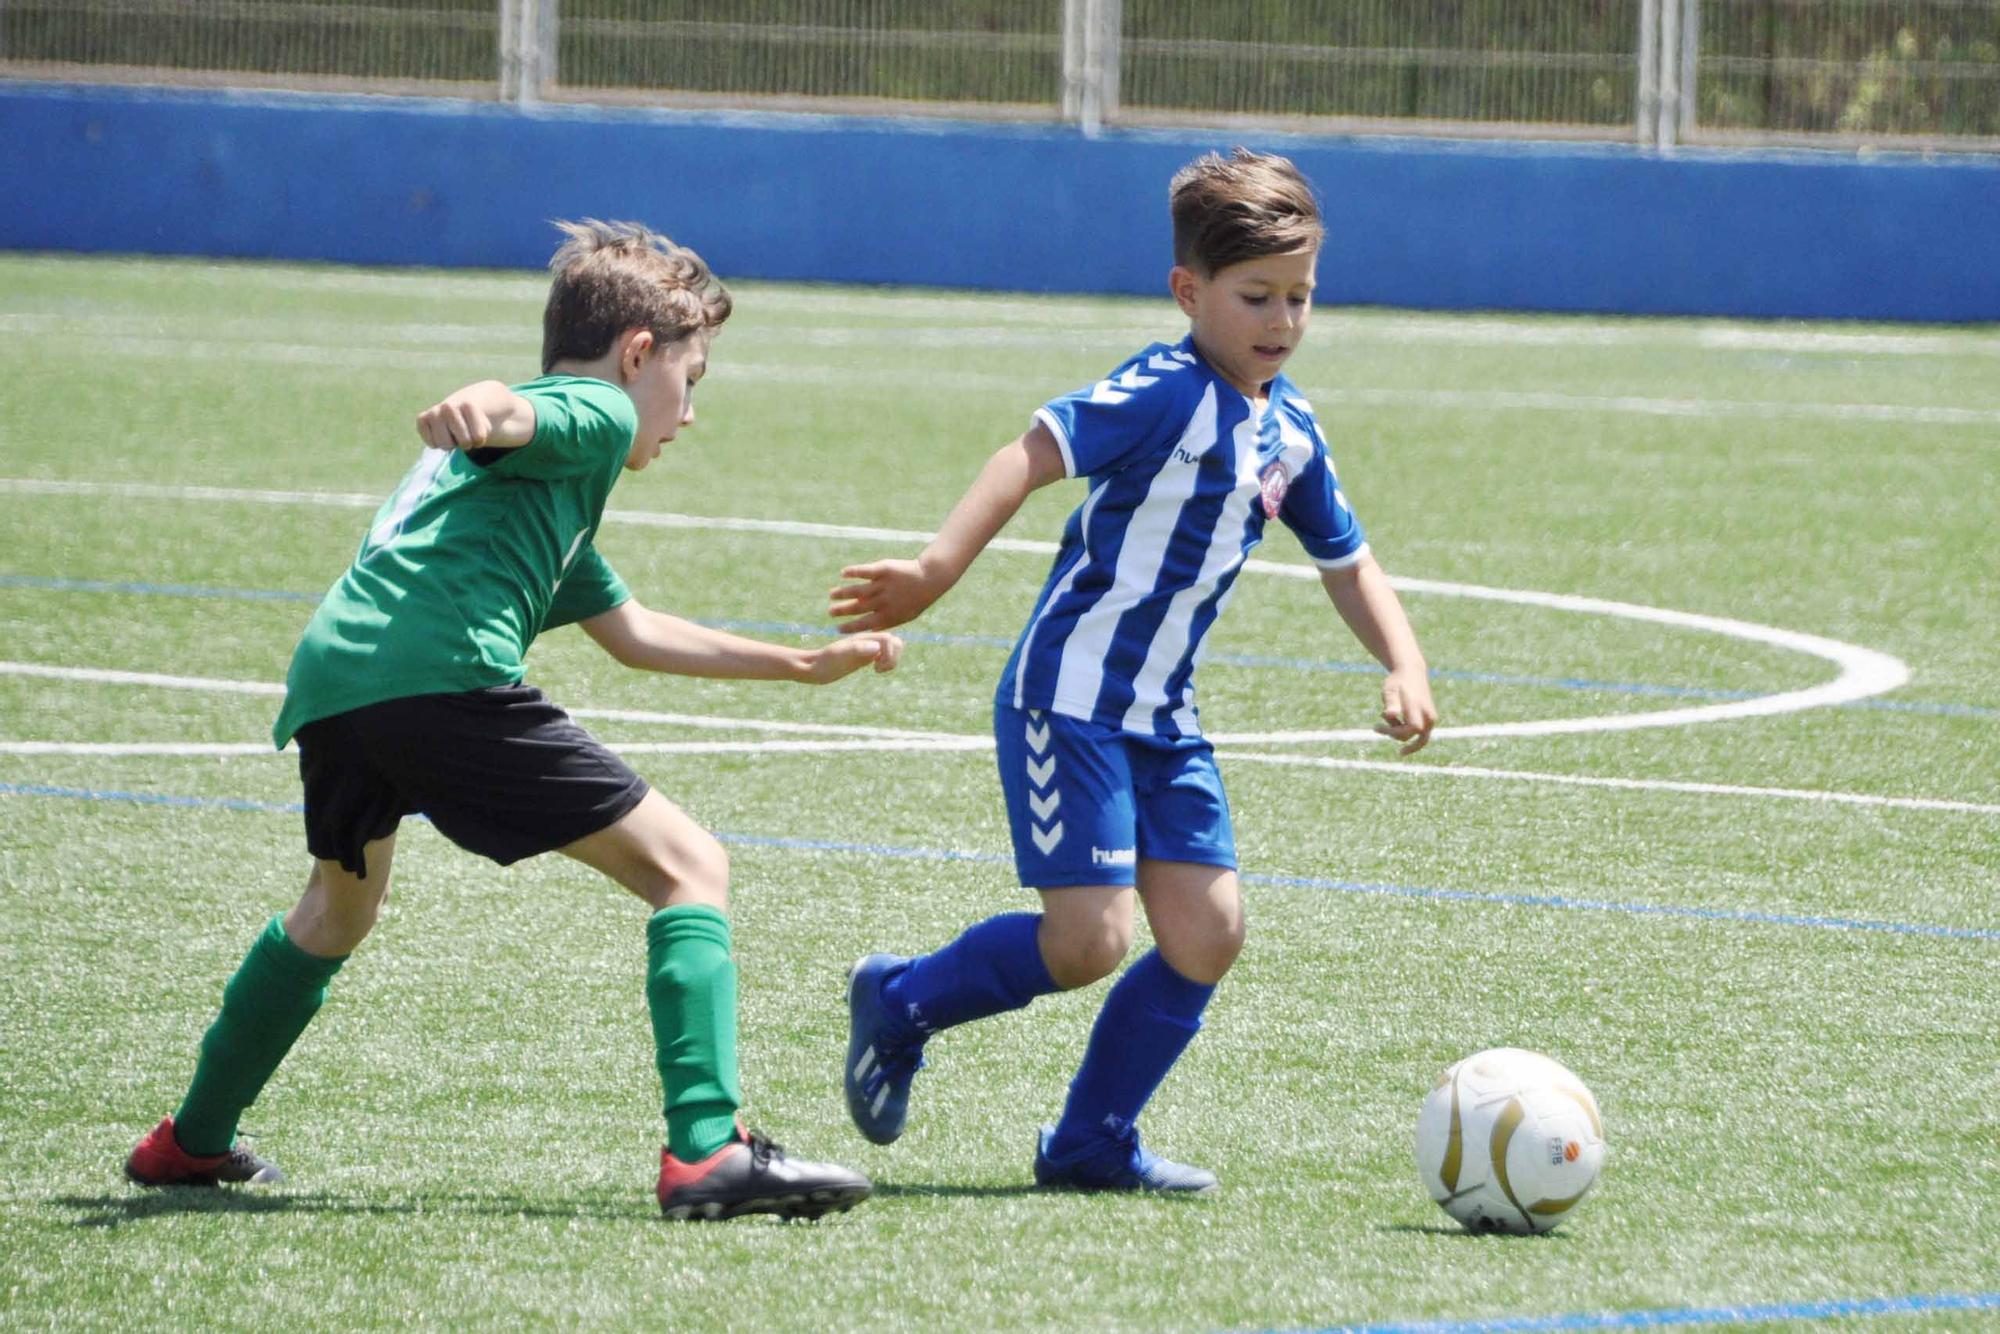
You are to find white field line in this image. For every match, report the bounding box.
[17,275,2000,356]
[1217,751,2000,818]
[1208,570,1911,744]
[4,321,1997,424]
[25,309,2000,361]
[0,742,278,755]
[0,661,963,742]
[0,480,1913,744]
[1303,386,2000,428]
[0,478,384,509]
[0,661,287,695]
[567,706,967,741]
[0,738,989,757]
[0,669,1990,815]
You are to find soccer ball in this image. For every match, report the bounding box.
[1413,1047,1605,1235]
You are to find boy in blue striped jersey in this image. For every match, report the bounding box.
[830,149,1436,1191]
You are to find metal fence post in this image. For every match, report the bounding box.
[1677,0,1700,143]
[1635,0,1659,146]
[500,0,522,101]
[1656,0,1680,147]
[1061,0,1120,134]
[500,0,554,106]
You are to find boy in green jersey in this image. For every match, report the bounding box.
[125,220,899,1221]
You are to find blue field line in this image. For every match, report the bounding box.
[1293,1289,2000,1333]
[0,781,305,814]
[6,782,1992,941]
[2,572,1993,719]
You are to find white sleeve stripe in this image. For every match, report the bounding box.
[1312,541,1371,570]
[1033,406,1077,477]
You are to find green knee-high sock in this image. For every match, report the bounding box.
[645,904,743,1162]
[174,916,346,1155]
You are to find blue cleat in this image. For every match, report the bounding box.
[1033,1124,1218,1195]
[844,953,926,1145]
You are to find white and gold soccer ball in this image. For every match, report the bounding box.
[1414,1047,1606,1235]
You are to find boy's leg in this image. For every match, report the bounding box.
[1037,860,1243,1194]
[129,837,392,1185]
[845,886,1122,1144]
[562,790,870,1220]
[846,705,1136,1143]
[562,789,736,1160]
[878,886,1123,1036]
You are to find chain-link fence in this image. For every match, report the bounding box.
[1695,0,2000,143]
[2,0,1995,149]
[1117,2,1645,137]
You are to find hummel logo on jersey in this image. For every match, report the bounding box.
[1174,446,1202,465]
[1090,847,1136,867]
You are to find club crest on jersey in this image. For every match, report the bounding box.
[1257,459,1292,518]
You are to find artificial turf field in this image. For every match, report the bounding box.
[0,252,1994,1332]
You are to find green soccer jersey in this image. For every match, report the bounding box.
[272,375,637,748]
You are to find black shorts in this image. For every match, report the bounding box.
[295,685,650,878]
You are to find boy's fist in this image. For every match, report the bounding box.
[803,633,905,684]
[417,390,496,451]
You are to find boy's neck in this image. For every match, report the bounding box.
[1185,331,1273,405]
[545,354,624,384]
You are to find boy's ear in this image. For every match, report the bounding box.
[1168,265,1202,317]
[618,328,655,381]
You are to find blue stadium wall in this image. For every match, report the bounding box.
[4,80,1998,321]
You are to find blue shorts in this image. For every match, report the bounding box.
[993,701,1236,889]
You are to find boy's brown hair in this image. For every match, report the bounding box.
[540,219,732,373]
[1169,149,1324,276]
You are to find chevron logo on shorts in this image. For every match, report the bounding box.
[1024,708,1062,855]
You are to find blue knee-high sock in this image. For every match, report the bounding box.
[880,911,1059,1044]
[1050,948,1214,1153]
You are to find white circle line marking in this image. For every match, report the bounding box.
[0,661,964,742]
[0,479,1914,743]
[0,737,993,757]
[0,714,1990,817]
[1214,751,2000,818]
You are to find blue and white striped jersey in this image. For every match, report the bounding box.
[998,334,1369,739]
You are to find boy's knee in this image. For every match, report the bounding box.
[1151,898,1246,986]
[291,860,392,955]
[644,829,730,911]
[1040,916,1133,989]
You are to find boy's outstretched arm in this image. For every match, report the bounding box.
[1320,553,1437,755]
[416,381,537,452]
[829,422,1066,632]
[580,599,903,683]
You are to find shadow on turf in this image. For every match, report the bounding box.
[1377,1222,1573,1241]
[60,1178,1181,1227]
[57,1190,678,1229]
[869,1181,1044,1201]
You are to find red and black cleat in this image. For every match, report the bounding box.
[124,1116,283,1187]
[657,1127,870,1221]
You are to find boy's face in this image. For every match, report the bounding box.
[1170,249,1318,398]
[620,330,709,470]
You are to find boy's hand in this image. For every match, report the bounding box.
[417,392,495,451]
[802,633,905,683]
[829,559,949,633]
[1375,668,1437,756]
[416,381,534,452]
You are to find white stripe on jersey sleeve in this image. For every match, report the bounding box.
[1032,406,1078,478]
[1312,541,1371,570]
[1120,407,1260,734]
[1050,384,1219,720]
